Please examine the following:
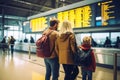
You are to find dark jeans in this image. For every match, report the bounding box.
[2,47,5,52]
[62,64,79,80]
[44,57,60,80]
[82,69,92,80]
[11,45,14,55]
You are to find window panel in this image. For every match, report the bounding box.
[111,32,120,47]
[92,33,109,47]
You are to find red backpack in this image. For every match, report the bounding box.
[36,30,53,58]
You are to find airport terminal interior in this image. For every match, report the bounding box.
[0,0,120,80]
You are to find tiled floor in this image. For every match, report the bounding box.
[0,51,120,80]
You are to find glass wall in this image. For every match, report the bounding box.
[75,32,120,48]
[91,32,109,47]
[3,23,120,49]
[111,32,120,48]
[4,24,23,43]
[0,30,2,41]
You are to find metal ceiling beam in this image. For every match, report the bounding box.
[0,15,27,21]
[0,4,39,13]
[59,0,72,4]
[13,0,54,10]
[58,0,84,5]
[28,0,102,20]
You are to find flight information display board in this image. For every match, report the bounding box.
[57,5,92,29]
[30,17,47,32]
[101,0,120,26]
[27,0,120,32]
[30,14,57,32]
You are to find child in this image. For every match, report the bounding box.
[79,36,96,80]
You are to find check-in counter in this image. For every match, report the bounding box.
[14,42,36,52]
[92,47,120,68]
[14,42,120,68]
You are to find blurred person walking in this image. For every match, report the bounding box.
[0,36,7,53]
[10,36,16,56]
[7,36,11,54]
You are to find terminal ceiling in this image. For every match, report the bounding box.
[0,0,83,18]
[0,0,83,28]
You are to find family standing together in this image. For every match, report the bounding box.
[39,18,96,80]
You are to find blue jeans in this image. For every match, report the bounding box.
[44,57,60,80]
[82,69,92,80]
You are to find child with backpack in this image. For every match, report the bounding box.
[78,36,96,80]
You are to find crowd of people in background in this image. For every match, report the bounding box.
[21,35,120,49]
[23,36,35,43]
[0,35,35,55]
[6,35,120,49]
[89,36,120,48]
[103,36,120,48]
[0,36,16,56]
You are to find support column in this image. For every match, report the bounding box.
[113,53,117,80]
[56,0,59,8]
[1,8,5,38]
[51,0,56,8]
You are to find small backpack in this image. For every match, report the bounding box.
[73,48,92,67]
[36,30,53,58]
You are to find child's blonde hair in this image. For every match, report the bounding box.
[83,36,91,45]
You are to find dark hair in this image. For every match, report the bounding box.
[50,19,59,27]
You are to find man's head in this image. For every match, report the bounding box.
[50,18,59,30]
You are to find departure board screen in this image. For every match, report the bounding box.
[57,5,92,29]
[30,17,47,32]
[96,0,120,26]
[28,0,120,32]
[30,14,57,32]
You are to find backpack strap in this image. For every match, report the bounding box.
[43,30,53,36]
[86,48,92,53]
[44,30,55,55]
[81,48,92,54]
[48,30,55,54]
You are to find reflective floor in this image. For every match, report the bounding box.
[0,50,120,80]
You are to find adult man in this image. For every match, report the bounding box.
[43,18,60,80]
